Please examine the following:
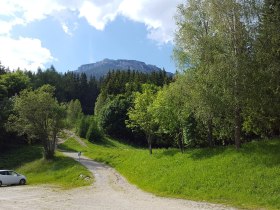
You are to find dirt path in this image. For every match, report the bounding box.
[0,151,235,210]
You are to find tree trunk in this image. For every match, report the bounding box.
[147,134,152,155]
[44,144,55,160]
[234,106,241,149]
[207,119,213,147]
[51,131,58,154]
[232,7,242,150]
[44,149,54,160]
[178,131,184,153]
[42,136,55,160]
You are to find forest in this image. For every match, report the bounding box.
[0,65,172,155]
[0,0,279,156]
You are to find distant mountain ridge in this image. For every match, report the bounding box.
[75,59,171,79]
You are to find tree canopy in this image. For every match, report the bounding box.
[127,84,160,154]
[6,85,66,159]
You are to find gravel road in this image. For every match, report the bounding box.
[0,152,235,210]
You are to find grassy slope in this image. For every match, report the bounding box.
[0,146,93,188]
[61,137,280,209]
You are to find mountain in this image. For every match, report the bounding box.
[74,59,171,79]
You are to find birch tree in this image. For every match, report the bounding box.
[126,84,159,154]
[174,0,259,148]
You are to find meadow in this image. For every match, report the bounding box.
[60,136,280,209]
[0,146,93,189]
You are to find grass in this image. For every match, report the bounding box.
[61,136,280,209]
[59,137,83,152]
[0,145,42,169]
[0,145,93,189]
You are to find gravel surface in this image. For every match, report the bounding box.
[0,152,236,210]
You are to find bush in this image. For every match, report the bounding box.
[76,116,90,138]
[66,99,83,129]
[86,117,103,142]
[99,94,133,139]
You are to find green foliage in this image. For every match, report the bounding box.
[127,84,160,154]
[76,114,103,143]
[27,68,100,115]
[127,84,159,133]
[66,99,83,128]
[184,113,199,147]
[151,75,198,151]
[0,71,31,150]
[101,69,172,96]
[76,116,90,139]
[94,69,173,145]
[6,85,66,159]
[0,146,43,169]
[0,84,7,100]
[244,0,280,137]
[99,94,132,138]
[0,97,13,144]
[62,137,280,209]
[86,117,103,142]
[0,62,6,75]
[94,92,109,117]
[173,0,279,148]
[0,71,30,97]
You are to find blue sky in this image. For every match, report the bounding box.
[0,0,183,73]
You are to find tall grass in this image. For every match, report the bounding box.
[0,146,93,188]
[61,137,280,209]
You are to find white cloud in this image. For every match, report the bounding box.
[79,1,119,30]
[0,18,24,35]
[0,0,65,23]
[0,0,68,38]
[0,0,182,43]
[0,36,55,71]
[118,0,182,43]
[0,0,63,71]
[76,0,182,43]
[0,0,182,71]
[79,1,106,30]
[61,22,73,36]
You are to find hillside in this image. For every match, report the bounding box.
[0,146,93,188]
[60,137,280,210]
[75,59,171,79]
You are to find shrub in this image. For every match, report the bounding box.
[86,117,103,142]
[76,116,90,138]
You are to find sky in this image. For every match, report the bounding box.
[0,0,183,73]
